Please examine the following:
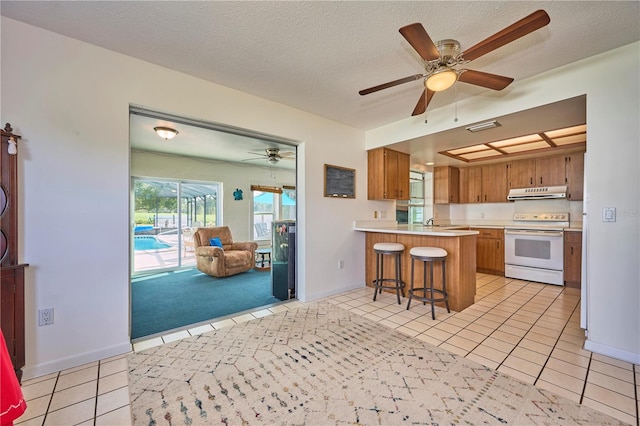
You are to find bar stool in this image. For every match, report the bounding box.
[406,247,450,320]
[372,242,405,304]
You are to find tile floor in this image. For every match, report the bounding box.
[15,273,640,425]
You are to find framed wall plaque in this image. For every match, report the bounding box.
[324,164,355,199]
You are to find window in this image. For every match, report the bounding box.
[252,185,296,240]
[132,178,221,273]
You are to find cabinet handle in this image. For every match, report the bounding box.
[571,247,574,255]
[540,177,543,185]
[530,177,533,185]
[484,194,487,202]
[476,195,480,202]
[496,241,500,249]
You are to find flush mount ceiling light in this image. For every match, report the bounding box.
[154,126,178,140]
[465,120,501,133]
[425,69,458,92]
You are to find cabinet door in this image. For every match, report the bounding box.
[535,155,566,187]
[565,153,584,200]
[367,148,384,200]
[396,152,410,200]
[508,159,536,188]
[459,167,481,203]
[384,149,399,199]
[564,231,582,287]
[482,163,508,203]
[434,166,459,204]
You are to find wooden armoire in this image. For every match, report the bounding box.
[1,123,28,382]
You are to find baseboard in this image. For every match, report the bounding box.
[22,340,132,381]
[584,339,640,365]
[300,282,365,302]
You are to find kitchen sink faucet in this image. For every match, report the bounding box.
[426,218,434,225]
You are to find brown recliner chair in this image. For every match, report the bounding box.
[193,226,258,277]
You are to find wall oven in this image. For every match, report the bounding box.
[504,213,568,285]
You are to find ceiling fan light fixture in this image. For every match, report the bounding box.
[154,126,179,140]
[425,69,457,92]
[267,156,280,164]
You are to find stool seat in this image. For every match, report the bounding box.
[372,243,405,304]
[410,246,447,258]
[374,242,405,252]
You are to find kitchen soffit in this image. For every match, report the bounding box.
[439,124,586,163]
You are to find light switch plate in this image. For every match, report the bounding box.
[602,207,616,222]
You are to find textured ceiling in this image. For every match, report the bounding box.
[2,1,639,166]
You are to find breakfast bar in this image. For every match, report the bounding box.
[355,223,479,312]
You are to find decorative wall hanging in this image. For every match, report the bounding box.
[233,188,243,200]
[324,164,355,198]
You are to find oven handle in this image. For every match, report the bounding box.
[505,229,564,237]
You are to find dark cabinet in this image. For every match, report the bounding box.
[1,124,28,382]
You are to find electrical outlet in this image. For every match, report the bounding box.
[602,207,616,222]
[39,308,54,326]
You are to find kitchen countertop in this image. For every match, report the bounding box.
[354,223,479,237]
[355,220,582,234]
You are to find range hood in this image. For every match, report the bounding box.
[507,185,567,200]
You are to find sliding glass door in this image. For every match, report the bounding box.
[132,178,221,274]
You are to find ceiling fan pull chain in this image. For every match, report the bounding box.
[454,83,459,122]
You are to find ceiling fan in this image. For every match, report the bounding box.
[359,10,550,116]
[243,148,295,164]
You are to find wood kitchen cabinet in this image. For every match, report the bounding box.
[459,166,481,203]
[459,164,508,203]
[508,155,566,188]
[367,147,410,200]
[482,163,509,202]
[564,231,582,288]
[565,152,584,201]
[471,227,504,275]
[434,166,459,204]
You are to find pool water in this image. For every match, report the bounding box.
[134,236,172,251]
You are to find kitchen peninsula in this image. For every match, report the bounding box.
[355,222,479,312]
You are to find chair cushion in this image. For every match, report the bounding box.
[209,237,223,248]
[410,246,447,258]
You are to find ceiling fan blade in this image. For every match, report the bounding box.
[399,23,440,61]
[411,89,435,116]
[359,74,424,95]
[461,10,550,62]
[458,70,514,90]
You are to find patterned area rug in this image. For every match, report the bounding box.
[127,303,624,425]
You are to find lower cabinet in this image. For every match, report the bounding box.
[471,228,504,276]
[564,231,582,288]
[1,265,27,382]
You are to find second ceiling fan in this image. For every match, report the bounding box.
[359,10,550,116]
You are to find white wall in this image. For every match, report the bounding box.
[131,150,296,242]
[366,43,640,363]
[1,17,369,379]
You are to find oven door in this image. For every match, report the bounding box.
[504,229,564,271]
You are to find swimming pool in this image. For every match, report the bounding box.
[134,235,172,251]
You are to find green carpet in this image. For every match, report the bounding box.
[131,268,280,339]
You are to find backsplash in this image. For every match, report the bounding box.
[435,199,583,227]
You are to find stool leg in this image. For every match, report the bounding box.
[422,259,427,306]
[407,257,414,310]
[442,259,450,313]
[373,252,380,301]
[429,260,436,320]
[395,253,402,305]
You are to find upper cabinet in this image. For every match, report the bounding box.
[436,151,584,204]
[508,156,566,188]
[565,152,584,201]
[434,166,459,204]
[367,147,410,200]
[459,163,508,203]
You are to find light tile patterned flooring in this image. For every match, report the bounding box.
[16,274,640,425]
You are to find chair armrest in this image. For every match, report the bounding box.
[231,242,258,252]
[195,246,224,257]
